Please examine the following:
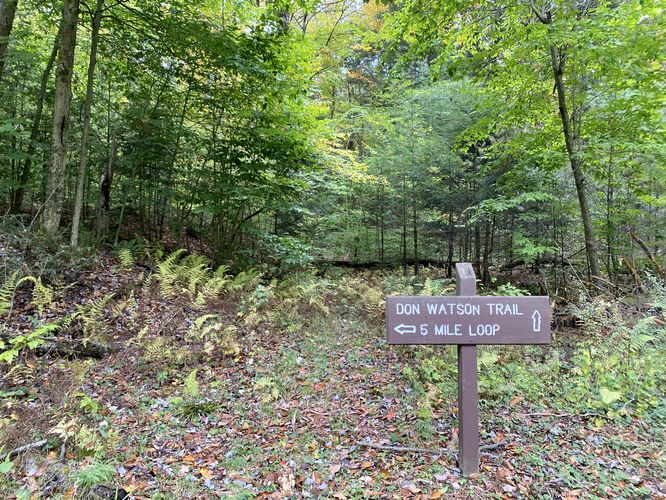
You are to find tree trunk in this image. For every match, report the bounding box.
[11,34,59,213]
[401,172,407,276]
[70,0,104,246]
[412,179,418,276]
[549,45,601,283]
[379,164,385,266]
[95,134,117,237]
[157,86,190,239]
[0,0,18,82]
[41,0,80,236]
[446,212,454,278]
[474,223,481,276]
[113,181,129,245]
[481,219,493,285]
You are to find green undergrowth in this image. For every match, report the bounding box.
[1,244,665,497]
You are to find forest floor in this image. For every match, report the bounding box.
[1,239,665,498]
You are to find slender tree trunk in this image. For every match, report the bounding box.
[446,212,454,278]
[474,223,481,276]
[401,172,407,276]
[482,219,493,285]
[70,0,104,246]
[11,34,59,213]
[113,181,130,245]
[412,179,418,276]
[0,0,18,82]
[379,165,385,266]
[95,134,117,237]
[42,0,80,236]
[549,45,601,283]
[157,86,190,239]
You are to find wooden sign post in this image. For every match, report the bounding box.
[386,263,551,475]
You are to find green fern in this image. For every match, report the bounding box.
[181,255,209,295]
[17,276,53,316]
[0,272,19,317]
[628,317,658,354]
[156,249,187,298]
[73,462,116,488]
[183,369,200,398]
[0,322,59,364]
[153,250,232,307]
[77,293,115,338]
[228,268,262,292]
[176,399,219,418]
[193,274,230,309]
[187,314,239,356]
[188,314,221,342]
[59,311,79,330]
[87,293,114,319]
[116,247,135,269]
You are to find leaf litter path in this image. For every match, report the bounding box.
[93,313,665,498]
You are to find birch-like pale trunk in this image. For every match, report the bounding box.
[42,0,80,236]
[70,0,104,246]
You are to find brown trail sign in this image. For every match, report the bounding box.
[385,263,551,475]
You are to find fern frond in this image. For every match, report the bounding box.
[76,293,115,339]
[87,293,115,319]
[73,462,116,488]
[59,311,80,330]
[214,265,229,278]
[193,275,229,309]
[186,261,209,295]
[116,247,135,269]
[17,276,53,316]
[188,314,220,341]
[156,249,187,298]
[0,321,60,364]
[0,271,19,317]
[228,269,262,292]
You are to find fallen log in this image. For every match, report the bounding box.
[315,258,445,270]
[500,256,566,272]
[0,331,119,359]
[0,439,49,461]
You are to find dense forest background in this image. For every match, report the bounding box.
[1,0,663,288]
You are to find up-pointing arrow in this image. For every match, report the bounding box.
[531,310,542,332]
[394,324,417,335]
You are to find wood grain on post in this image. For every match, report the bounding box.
[455,263,479,475]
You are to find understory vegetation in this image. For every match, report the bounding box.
[0,236,664,497]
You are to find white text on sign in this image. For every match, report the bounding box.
[396,302,525,316]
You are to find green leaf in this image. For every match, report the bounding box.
[599,387,622,405]
[0,457,13,474]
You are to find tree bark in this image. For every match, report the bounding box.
[412,179,418,276]
[70,0,104,246]
[630,232,666,279]
[0,0,18,82]
[41,0,80,236]
[11,34,60,213]
[549,44,601,283]
[95,134,117,236]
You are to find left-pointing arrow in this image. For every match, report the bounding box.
[394,324,417,335]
